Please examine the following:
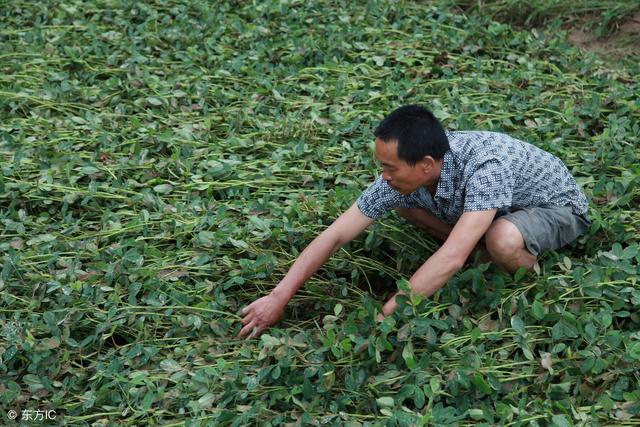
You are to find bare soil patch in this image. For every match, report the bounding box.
[567,10,640,60]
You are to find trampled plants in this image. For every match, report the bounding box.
[1,1,638,425]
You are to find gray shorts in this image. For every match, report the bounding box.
[498,206,591,257]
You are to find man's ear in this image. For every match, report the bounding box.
[420,156,435,174]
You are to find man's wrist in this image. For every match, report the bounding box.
[270,287,291,305]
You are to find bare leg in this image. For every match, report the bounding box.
[484,219,536,273]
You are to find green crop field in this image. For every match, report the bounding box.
[1,1,639,426]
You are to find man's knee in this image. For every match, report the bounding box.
[485,219,524,259]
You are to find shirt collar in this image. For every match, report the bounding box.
[433,150,455,201]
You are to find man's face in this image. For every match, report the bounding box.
[375,138,428,195]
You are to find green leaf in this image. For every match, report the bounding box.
[551,414,571,427]
[80,166,100,175]
[260,334,281,348]
[35,337,60,350]
[197,392,215,409]
[160,359,182,373]
[628,342,640,360]
[430,376,440,394]
[402,342,417,369]
[397,278,412,293]
[147,96,164,106]
[552,320,578,339]
[532,299,545,320]
[334,303,343,316]
[621,244,638,260]
[153,183,173,194]
[598,311,613,328]
[26,234,56,246]
[141,390,155,411]
[513,266,527,282]
[0,381,20,404]
[272,365,281,379]
[197,231,216,247]
[63,192,81,204]
[376,396,394,408]
[511,315,526,335]
[228,237,248,249]
[522,347,534,361]
[323,370,335,389]
[468,408,484,420]
[471,374,492,395]
[470,327,481,342]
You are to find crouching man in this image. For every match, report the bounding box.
[238,105,590,339]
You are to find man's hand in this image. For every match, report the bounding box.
[236,203,373,338]
[379,210,497,317]
[238,293,286,339]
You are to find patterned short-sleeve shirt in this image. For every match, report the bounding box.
[356,131,589,224]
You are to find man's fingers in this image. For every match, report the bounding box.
[240,312,253,325]
[241,304,252,315]
[239,322,263,340]
[250,326,262,339]
[238,320,256,338]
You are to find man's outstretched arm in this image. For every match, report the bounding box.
[238,202,374,339]
[380,209,497,317]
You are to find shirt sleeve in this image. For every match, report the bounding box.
[356,174,404,219]
[463,158,513,212]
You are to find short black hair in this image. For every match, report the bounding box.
[374,105,449,165]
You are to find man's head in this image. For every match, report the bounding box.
[374,105,449,195]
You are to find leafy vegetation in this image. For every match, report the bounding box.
[447,0,640,38]
[1,0,639,425]
[446,0,640,62]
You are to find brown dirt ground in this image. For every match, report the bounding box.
[567,10,640,60]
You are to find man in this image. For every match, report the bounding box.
[238,105,590,339]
